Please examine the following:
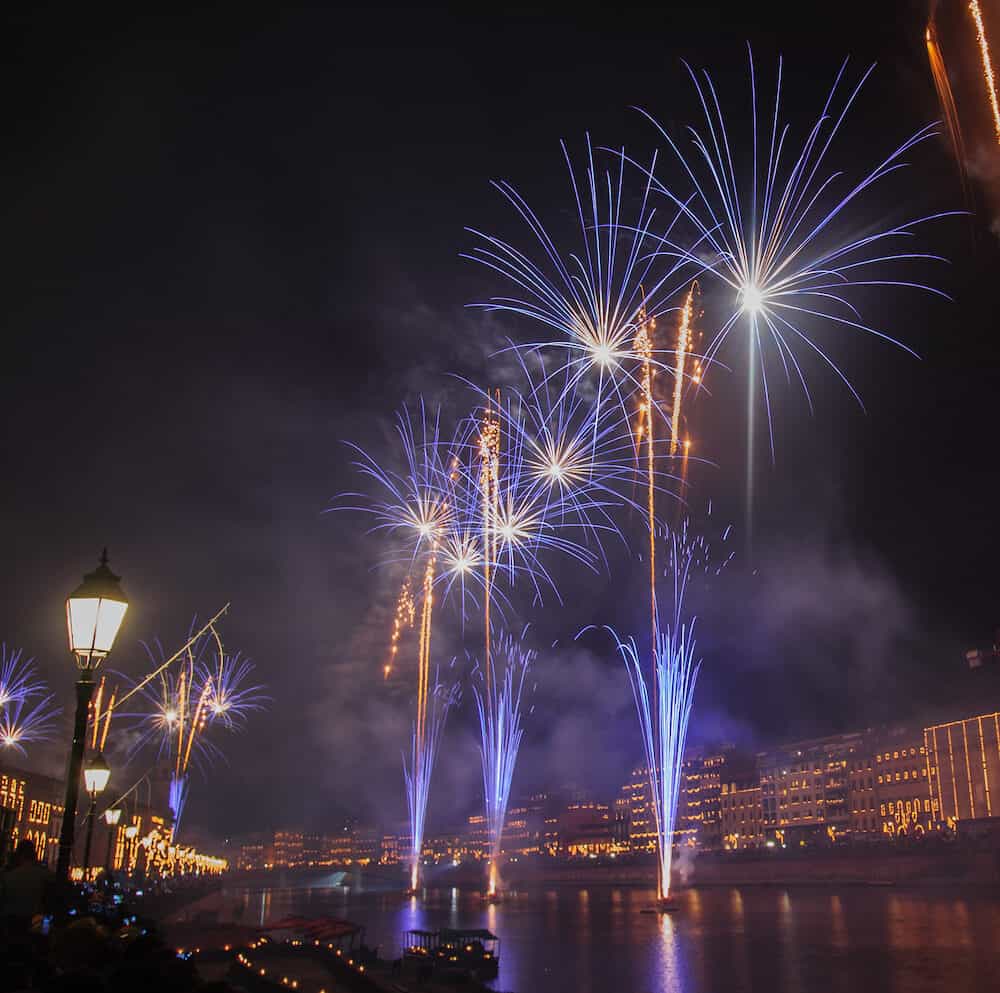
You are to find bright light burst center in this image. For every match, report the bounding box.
[739,282,765,314]
[592,342,614,367]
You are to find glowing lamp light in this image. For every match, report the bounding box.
[66,550,128,670]
[739,282,765,314]
[124,824,138,839]
[104,807,122,826]
[83,752,111,796]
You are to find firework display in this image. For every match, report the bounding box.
[0,647,58,755]
[122,622,266,835]
[338,49,951,905]
[635,52,955,549]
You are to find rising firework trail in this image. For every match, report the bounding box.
[926,17,971,203]
[89,676,116,752]
[473,631,533,898]
[404,672,459,891]
[634,50,956,555]
[970,0,1000,144]
[479,393,502,699]
[669,282,699,459]
[633,302,659,654]
[385,577,416,681]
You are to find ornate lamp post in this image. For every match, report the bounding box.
[56,551,128,882]
[103,807,122,876]
[81,752,111,879]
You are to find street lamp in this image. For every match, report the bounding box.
[81,752,110,879]
[103,807,122,877]
[56,551,128,882]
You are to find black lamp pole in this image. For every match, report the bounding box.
[82,789,98,878]
[55,552,128,883]
[56,676,94,881]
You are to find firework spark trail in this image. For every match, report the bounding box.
[605,523,723,900]
[473,631,533,897]
[121,623,266,835]
[89,677,116,751]
[414,553,437,768]
[342,397,625,896]
[479,393,502,701]
[200,651,268,730]
[630,50,957,551]
[970,1,1000,144]
[0,646,59,756]
[464,138,713,441]
[0,693,59,755]
[926,18,971,201]
[0,645,46,708]
[385,577,416,680]
[633,303,659,657]
[669,283,699,459]
[404,673,460,890]
[480,353,647,566]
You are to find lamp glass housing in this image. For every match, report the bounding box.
[66,553,128,669]
[83,753,111,795]
[104,807,122,826]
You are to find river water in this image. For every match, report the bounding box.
[223,879,1000,993]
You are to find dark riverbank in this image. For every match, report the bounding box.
[229,842,1000,892]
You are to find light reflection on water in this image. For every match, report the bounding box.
[221,883,1000,993]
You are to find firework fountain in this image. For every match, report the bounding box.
[404,672,460,891]
[473,631,533,899]
[609,522,729,904]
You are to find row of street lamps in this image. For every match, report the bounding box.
[56,550,130,882]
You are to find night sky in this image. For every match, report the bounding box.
[1,2,998,846]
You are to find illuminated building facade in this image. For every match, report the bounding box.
[0,765,64,870]
[273,830,304,868]
[617,749,751,852]
[925,711,1000,825]
[720,783,763,849]
[239,839,265,870]
[758,732,865,843]
[501,793,552,856]
[558,802,613,855]
[869,728,933,836]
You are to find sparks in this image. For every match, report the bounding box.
[970,0,1000,144]
[473,631,533,898]
[635,50,956,549]
[605,520,728,900]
